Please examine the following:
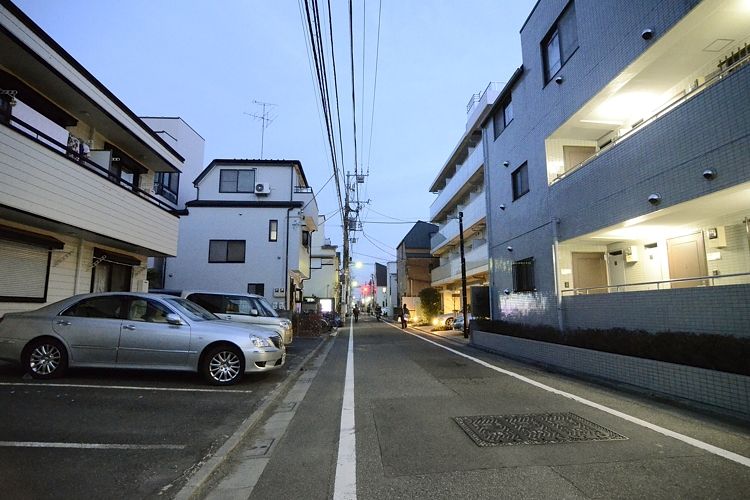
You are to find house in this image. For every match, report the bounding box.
[428,83,496,315]
[385,261,398,317]
[163,159,319,312]
[0,0,184,317]
[303,215,340,313]
[482,0,750,336]
[396,221,439,307]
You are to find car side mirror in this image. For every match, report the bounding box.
[250,308,259,317]
[165,313,184,325]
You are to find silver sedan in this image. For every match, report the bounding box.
[0,292,285,385]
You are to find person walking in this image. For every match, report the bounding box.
[353,305,360,323]
[401,303,409,329]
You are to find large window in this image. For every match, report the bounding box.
[0,239,53,302]
[219,169,255,193]
[542,1,578,83]
[154,171,179,203]
[269,220,278,242]
[208,240,246,263]
[512,162,529,200]
[493,97,514,139]
[512,257,536,292]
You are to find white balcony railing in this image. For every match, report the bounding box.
[431,193,486,253]
[431,243,489,285]
[430,143,484,220]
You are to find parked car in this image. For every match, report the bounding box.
[0,293,285,385]
[452,313,474,332]
[432,313,456,328]
[152,290,293,345]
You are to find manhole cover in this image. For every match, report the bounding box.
[454,412,627,447]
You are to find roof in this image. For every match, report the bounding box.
[481,66,525,128]
[397,221,438,250]
[193,159,307,187]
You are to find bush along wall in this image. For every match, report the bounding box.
[473,319,750,377]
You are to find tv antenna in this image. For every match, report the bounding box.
[244,100,277,158]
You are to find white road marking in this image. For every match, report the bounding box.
[0,441,184,450]
[333,316,357,500]
[0,382,252,393]
[390,323,750,468]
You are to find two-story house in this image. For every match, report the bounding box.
[396,221,439,308]
[303,214,340,313]
[163,159,319,311]
[0,0,184,317]
[428,83,498,315]
[483,0,750,337]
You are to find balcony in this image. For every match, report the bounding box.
[465,81,503,132]
[430,193,486,254]
[431,243,488,286]
[1,119,179,255]
[430,144,484,220]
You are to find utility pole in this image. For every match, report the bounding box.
[459,211,469,339]
[244,100,276,159]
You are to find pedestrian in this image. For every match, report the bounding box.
[353,305,360,323]
[401,303,409,329]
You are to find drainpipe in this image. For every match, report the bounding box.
[73,237,85,294]
[284,164,295,310]
[551,217,565,332]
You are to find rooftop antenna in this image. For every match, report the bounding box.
[244,99,277,159]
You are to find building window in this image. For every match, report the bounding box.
[219,169,255,193]
[512,257,535,292]
[512,162,529,200]
[209,240,246,263]
[302,230,310,248]
[154,171,179,203]
[542,1,578,83]
[0,239,53,302]
[90,248,139,293]
[493,97,513,139]
[247,283,265,296]
[269,220,278,242]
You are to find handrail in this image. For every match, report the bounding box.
[552,50,750,183]
[6,115,177,214]
[561,272,750,296]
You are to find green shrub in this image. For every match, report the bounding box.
[474,319,750,376]
[418,287,441,321]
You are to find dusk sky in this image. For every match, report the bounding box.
[14,0,536,284]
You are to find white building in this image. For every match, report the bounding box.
[163,159,319,311]
[428,85,497,314]
[304,215,340,313]
[0,2,184,316]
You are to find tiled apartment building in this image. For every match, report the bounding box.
[483,0,750,336]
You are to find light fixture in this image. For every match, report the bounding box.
[641,28,654,40]
[507,246,513,252]
[647,193,662,205]
[503,288,511,295]
[702,168,717,180]
[503,161,510,167]
[499,204,506,210]
[555,75,564,84]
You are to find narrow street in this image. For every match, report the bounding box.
[200,316,750,499]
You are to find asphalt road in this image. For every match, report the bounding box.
[205,317,750,499]
[0,336,325,499]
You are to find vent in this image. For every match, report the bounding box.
[255,182,271,194]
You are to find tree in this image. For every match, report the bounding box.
[418,287,441,321]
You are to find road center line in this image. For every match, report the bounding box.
[0,382,252,393]
[390,323,750,468]
[0,441,185,450]
[333,316,357,500]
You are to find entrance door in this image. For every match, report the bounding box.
[572,252,608,294]
[667,233,708,288]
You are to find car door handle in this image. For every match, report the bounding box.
[55,320,71,326]
[122,324,137,331]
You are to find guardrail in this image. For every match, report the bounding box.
[561,272,750,296]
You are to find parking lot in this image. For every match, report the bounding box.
[0,337,325,499]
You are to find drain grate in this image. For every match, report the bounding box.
[454,412,627,447]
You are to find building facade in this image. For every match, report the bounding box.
[484,0,750,336]
[163,159,319,312]
[304,215,340,313]
[428,83,498,314]
[396,221,439,306]
[0,1,184,317]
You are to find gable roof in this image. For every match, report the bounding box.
[193,159,307,187]
[397,221,438,250]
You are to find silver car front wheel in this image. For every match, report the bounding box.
[24,338,68,379]
[202,345,244,385]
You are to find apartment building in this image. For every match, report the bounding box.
[428,83,498,314]
[0,1,184,316]
[484,0,750,336]
[163,159,319,312]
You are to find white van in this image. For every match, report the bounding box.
[180,291,293,345]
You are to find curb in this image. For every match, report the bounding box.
[172,334,333,500]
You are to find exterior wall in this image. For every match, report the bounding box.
[305,216,340,308]
[473,330,750,419]
[197,163,294,201]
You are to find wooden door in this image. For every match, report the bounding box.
[572,252,608,294]
[667,233,707,288]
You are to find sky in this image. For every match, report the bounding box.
[14,0,537,285]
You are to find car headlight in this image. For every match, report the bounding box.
[432,319,439,326]
[250,335,273,348]
[280,319,292,328]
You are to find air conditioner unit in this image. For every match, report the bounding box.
[255,182,271,194]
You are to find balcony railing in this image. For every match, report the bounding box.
[552,50,750,183]
[431,194,486,252]
[561,272,750,296]
[466,81,503,115]
[6,115,176,213]
[430,145,484,220]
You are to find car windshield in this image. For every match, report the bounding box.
[254,297,278,317]
[164,297,218,321]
